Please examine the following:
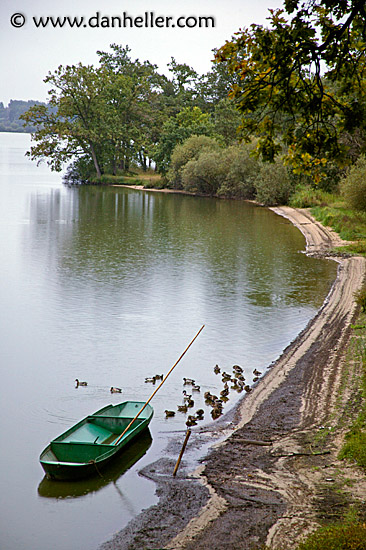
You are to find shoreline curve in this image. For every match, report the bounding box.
[100,205,366,550]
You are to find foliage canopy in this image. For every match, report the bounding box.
[215,0,366,180]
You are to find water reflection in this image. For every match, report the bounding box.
[38,429,152,499]
[0,133,338,550]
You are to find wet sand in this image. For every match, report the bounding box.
[100,206,366,550]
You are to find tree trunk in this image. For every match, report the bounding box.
[90,144,102,178]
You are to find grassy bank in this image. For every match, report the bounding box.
[289,188,366,256]
[87,170,164,188]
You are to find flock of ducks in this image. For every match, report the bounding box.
[164,376,204,426]
[164,363,263,425]
[75,364,264,428]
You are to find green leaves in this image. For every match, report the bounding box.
[216,1,366,179]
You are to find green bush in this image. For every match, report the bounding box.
[182,150,228,195]
[167,135,221,189]
[341,156,366,212]
[254,159,293,206]
[217,144,259,199]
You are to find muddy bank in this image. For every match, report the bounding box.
[100,207,366,550]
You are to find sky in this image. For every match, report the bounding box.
[0,0,284,105]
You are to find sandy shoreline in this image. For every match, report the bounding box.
[101,205,366,550]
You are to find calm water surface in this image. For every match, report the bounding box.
[0,133,337,550]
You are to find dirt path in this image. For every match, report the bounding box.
[101,207,366,550]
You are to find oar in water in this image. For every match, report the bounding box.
[114,324,205,445]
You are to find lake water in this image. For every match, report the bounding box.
[0,132,337,550]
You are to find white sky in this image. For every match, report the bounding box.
[0,0,284,105]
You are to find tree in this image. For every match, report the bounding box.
[216,0,366,180]
[21,64,112,177]
[21,46,165,178]
[153,106,216,173]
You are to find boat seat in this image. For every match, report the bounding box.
[62,422,112,444]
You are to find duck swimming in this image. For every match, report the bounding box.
[110,387,122,393]
[183,377,195,385]
[75,379,87,387]
[165,410,175,418]
[186,415,197,427]
[233,365,243,374]
[182,390,192,402]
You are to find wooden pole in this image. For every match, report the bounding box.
[172,429,191,476]
[114,325,205,445]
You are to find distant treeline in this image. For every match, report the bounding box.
[0,100,44,133]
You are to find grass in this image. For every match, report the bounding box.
[289,186,366,255]
[337,311,366,470]
[296,522,366,550]
[87,170,164,188]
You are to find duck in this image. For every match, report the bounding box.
[211,407,223,420]
[253,369,262,377]
[182,390,192,402]
[237,374,245,381]
[75,379,87,387]
[177,404,188,413]
[145,377,156,383]
[233,365,243,374]
[165,410,175,418]
[220,386,229,398]
[183,377,195,385]
[244,385,252,393]
[196,409,204,419]
[192,384,200,392]
[110,387,122,393]
[186,415,197,427]
[204,392,218,405]
[231,380,243,392]
[155,374,164,380]
[187,398,195,408]
[213,364,220,375]
[221,372,231,383]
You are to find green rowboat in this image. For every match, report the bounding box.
[40,401,154,480]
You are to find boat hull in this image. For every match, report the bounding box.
[40,401,153,481]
